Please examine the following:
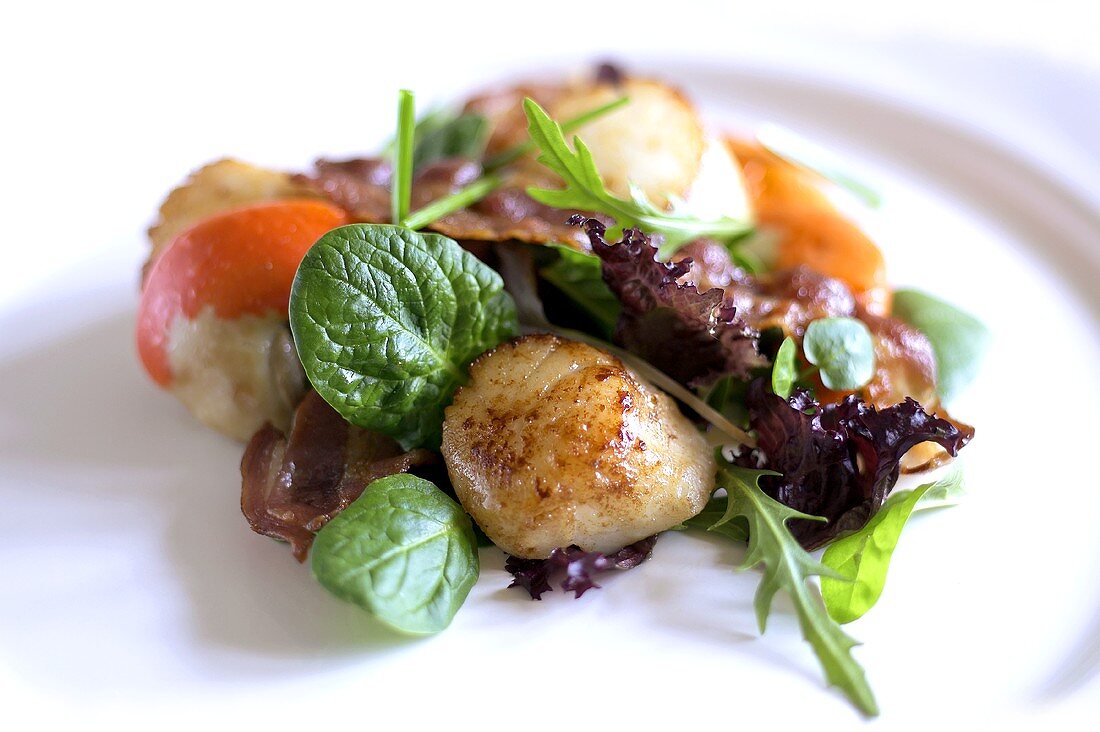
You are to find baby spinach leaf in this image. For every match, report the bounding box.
[290,224,518,449]
[714,463,878,716]
[892,289,990,404]
[803,317,875,391]
[771,336,797,399]
[412,113,489,170]
[539,243,620,339]
[311,474,480,635]
[820,469,963,625]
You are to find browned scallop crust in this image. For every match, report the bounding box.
[442,334,714,559]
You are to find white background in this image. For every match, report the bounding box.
[2,2,1099,730]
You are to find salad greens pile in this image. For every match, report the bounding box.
[282,88,987,716]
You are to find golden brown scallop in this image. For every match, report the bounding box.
[442,334,715,559]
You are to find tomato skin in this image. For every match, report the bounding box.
[137,200,348,386]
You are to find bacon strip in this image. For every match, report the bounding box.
[241,391,436,561]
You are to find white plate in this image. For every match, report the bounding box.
[2,54,1099,729]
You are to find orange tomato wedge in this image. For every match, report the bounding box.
[137,200,349,386]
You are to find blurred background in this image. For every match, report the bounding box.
[1,0,1097,307]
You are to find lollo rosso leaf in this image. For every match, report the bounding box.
[821,469,963,624]
[573,216,763,387]
[891,289,990,404]
[736,379,972,550]
[803,317,876,391]
[504,536,658,600]
[290,224,518,449]
[310,474,480,635]
[713,462,879,717]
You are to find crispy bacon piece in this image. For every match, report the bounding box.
[241,391,436,561]
[294,157,589,247]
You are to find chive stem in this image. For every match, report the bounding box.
[392,89,416,225]
[403,174,503,230]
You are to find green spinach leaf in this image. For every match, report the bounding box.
[821,469,964,625]
[803,317,875,391]
[892,290,990,404]
[713,463,878,716]
[290,224,518,449]
[539,244,620,339]
[771,336,797,399]
[311,474,480,635]
[412,113,489,170]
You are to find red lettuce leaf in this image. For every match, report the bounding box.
[737,379,973,549]
[571,216,762,386]
[505,536,658,600]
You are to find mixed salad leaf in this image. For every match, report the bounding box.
[821,469,964,624]
[574,216,763,386]
[707,463,878,716]
[523,98,753,254]
[289,224,518,449]
[311,473,480,634]
[735,379,972,550]
[802,317,876,391]
[504,536,658,600]
[892,289,990,403]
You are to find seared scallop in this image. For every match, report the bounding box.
[442,334,715,558]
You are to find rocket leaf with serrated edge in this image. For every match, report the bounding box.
[713,462,879,717]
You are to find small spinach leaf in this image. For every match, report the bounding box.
[311,474,480,635]
[290,224,518,449]
[771,336,797,399]
[821,469,963,624]
[539,243,620,339]
[803,317,875,391]
[892,289,990,404]
[412,113,489,170]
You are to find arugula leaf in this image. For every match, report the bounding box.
[392,90,416,226]
[892,289,990,404]
[821,469,963,624]
[289,224,518,449]
[522,98,752,252]
[538,243,620,339]
[714,463,879,717]
[803,317,875,391]
[680,496,749,542]
[311,474,479,635]
[484,95,631,171]
[771,336,797,399]
[412,113,489,171]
